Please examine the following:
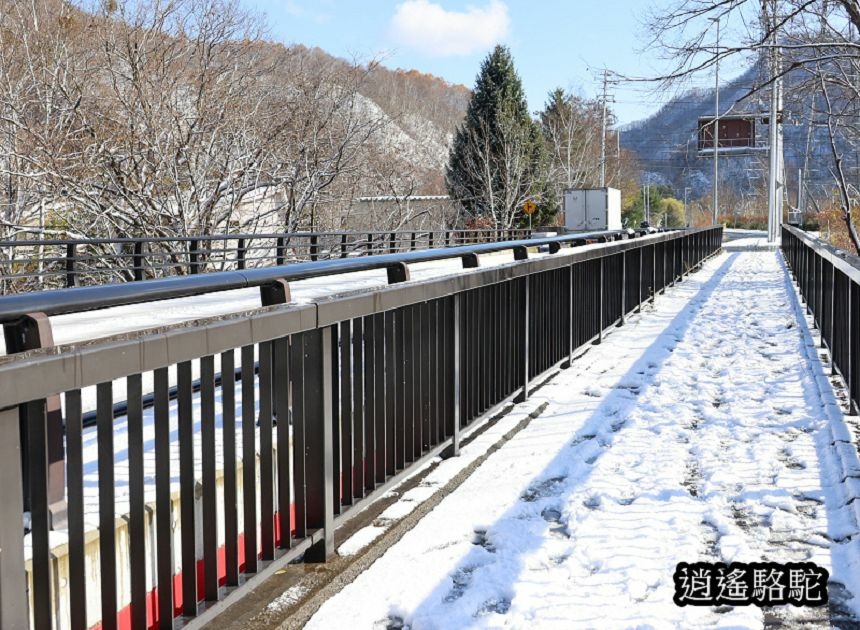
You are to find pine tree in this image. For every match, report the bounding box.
[446,45,554,228]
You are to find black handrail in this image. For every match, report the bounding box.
[0,228,520,248]
[0,228,641,324]
[0,228,536,293]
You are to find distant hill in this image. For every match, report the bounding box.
[285,44,470,184]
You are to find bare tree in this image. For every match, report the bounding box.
[647,0,860,252]
[0,0,467,285]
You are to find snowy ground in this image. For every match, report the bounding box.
[306,248,860,629]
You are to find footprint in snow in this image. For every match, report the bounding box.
[475,598,511,616]
[374,615,410,630]
[541,507,570,538]
[570,433,596,447]
[444,567,475,602]
[472,529,496,553]
[550,552,570,565]
[521,476,567,502]
[583,495,602,510]
[583,386,602,398]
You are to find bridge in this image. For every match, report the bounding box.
[1,226,859,629]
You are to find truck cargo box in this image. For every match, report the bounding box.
[563,187,622,232]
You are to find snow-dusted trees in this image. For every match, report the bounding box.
[0,0,407,243]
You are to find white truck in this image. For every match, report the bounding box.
[563,187,622,232]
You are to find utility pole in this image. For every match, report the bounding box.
[711,16,721,225]
[767,0,783,243]
[600,70,609,187]
[684,187,691,227]
[797,167,803,223]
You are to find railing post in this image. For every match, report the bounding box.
[598,256,605,343]
[452,293,461,456]
[132,241,144,281]
[567,264,574,367]
[410,232,417,251]
[66,243,77,288]
[2,313,66,529]
[237,238,246,270]
[0,406,27,630]
[189,239,200,274]
[445,230,451,247]
[461,253,480,269]
[519,275,530,401]
[305,326,335,561]
[389,232,396,255]
[829,263,836,353]
[341,234,348,259]
[261,279,291,306]
[276,236,286,265]
[669,238,675,285]
[663,239,668,292]
[366,233,373,255]
[850,280,858,415]
[620,250,626,325]
[652,244,657,303]
[387,262,410,284]
[310,235,319,262]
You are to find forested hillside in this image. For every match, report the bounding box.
[0,0,471,240]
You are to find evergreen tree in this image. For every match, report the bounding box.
[446,45,554,228]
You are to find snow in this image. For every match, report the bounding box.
[306,249,860,629]
[265,584,308,614]
[338,398,547,558]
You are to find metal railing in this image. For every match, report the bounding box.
[781,225,860,414]
[0,229,532,294]
[0,227,722,629]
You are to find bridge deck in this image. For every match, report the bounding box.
[304,243,860,628]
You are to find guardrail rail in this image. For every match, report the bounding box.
[0,229,533,294]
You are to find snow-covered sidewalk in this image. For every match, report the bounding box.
[306,249,860,629]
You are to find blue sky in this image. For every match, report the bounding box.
[241,0,747,125]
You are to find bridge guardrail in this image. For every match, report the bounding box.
[0,227,722,630]
[0,229,533,295]
[781,225,860,415]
